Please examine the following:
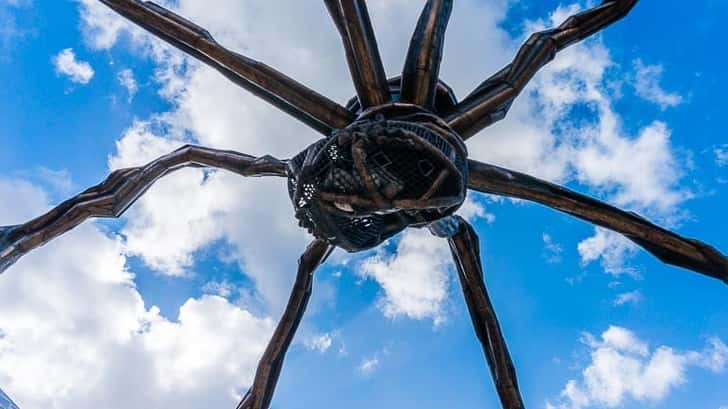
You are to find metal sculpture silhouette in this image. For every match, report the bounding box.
[1,1,726,408]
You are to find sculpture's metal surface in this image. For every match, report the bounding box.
[1,1,725,408]
[446,216,524,409]
[467,160,728,282]
[237,239,333,409]
[0,146,286,273]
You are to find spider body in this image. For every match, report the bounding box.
[2,1,726,409]
[288,100,468,252]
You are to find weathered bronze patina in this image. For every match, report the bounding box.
[1,1,725,408]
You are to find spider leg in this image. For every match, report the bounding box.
[99,0,354,135]
[467,159,728,284]
[432,216,525,409]
[446,0,638,139]
[0,145,286,274]
[324,0,391,109]
[236,239,333,409]
[400,0,453,109]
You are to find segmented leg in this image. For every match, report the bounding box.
[446,0,638,139]
[400,0,453,109]
[325,0,391,109]
[441,216,525,409]
[236,239,333,409]
[99,0,354,135]
[0,145,286,274]
[467,159,728,284]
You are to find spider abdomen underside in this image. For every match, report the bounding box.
[288,103,468,252]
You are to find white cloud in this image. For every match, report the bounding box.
[578,228,638,278]
[460,193,495,223]
[360,229,452,325]
[52,48,95,84]
[0,177,275,409]
[118,68,138,102]
[305,333,333,354]
[695,338,728,372]
[79,0,143,51]
[573,121,689,213]
[547,326,728,409]
[613,290,643,306]
[633,59,683,110]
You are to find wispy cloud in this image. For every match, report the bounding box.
[305,333,334,354]
[52,48,94,84]
[118,68,138,102]
[613,290,643,306]
[543,233,564,264]
[201,279,235,298]
[715,145,728,167]
[632,59,683,110]
[358,356,380,376]
[0,0,32,54]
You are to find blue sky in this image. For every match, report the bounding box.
[0,1,727,408]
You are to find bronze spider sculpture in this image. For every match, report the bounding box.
[1,0,726,408]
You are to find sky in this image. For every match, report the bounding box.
[0,0,727,408]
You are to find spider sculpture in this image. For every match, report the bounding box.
[1,0,726,408]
